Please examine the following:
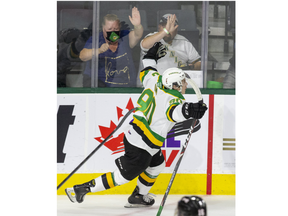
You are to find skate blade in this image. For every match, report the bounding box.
[124,202,151,208]
[65,188,76,203]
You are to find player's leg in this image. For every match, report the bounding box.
[65,135,151,203]
[125,149,165,208]
[137,149,165,195]
[65,169,130,203]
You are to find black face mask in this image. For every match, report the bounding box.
[106,31,120,42]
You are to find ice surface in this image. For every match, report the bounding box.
[57,194,235,216]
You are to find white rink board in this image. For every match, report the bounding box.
[57,93,235,174]
[212,95,236,174]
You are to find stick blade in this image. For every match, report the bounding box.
[124,203,151,208]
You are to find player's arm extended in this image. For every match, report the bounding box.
[141,41,166,69]
[138,42,167,85]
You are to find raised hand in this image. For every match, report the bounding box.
[129,7,141,26]
[165,14,178,34]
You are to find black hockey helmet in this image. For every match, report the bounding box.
[174,196,207,216]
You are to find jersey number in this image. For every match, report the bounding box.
[137,89,155,125]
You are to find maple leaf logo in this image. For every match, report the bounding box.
[94,98,135,155]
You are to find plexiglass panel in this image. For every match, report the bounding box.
[57,1,235,90]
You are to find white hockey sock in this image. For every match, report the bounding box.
[89,170,129,193]
[137,162,165,195]
[113,169,130,185]
[137,178,152,195]
[90,175,106,193]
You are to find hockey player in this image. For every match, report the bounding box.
[65,42,207,207]
[174,196,207,216]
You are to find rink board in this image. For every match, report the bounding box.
[57,94,235,195]
[57,173,235,195]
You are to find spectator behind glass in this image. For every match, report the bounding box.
[80,7,143,87]
[57,26,92,87]
[137,14,201,87]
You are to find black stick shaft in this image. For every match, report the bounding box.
[156,119,198,216]
[57,108,136,190]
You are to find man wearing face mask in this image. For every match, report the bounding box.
[137,14,201,87]
[80,7,143,87]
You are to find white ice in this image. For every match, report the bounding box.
[57,194,235,216]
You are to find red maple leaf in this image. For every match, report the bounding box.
[126,97,135,111]
[103,133,125,155]
[94,98,135,155]
[94,121,125,154]
[95,121,116,140]
[116,107,123,120]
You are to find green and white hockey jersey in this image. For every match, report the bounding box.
[125,63,187,156]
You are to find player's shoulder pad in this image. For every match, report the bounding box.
[139,66,158,83]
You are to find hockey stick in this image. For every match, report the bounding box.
[57,107,136,190]
[156,76,203,216]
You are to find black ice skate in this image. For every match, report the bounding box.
[124,186,156,208]
[65,179,95,203]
